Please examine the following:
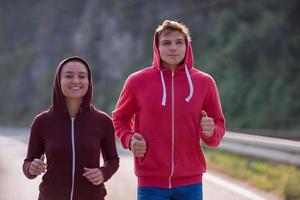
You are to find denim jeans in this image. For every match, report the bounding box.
[137,183,202,200]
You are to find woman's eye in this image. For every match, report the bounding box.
[79,75,86,79]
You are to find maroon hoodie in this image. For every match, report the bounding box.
[23,57,119,200]
[112,32,225,188]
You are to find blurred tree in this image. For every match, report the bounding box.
[0,0,299,132]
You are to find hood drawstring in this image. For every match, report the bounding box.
[184,64,194,102]
[160,71,167,106]
[160,64,194,106]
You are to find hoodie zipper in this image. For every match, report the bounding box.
[168,71,175,188]
[70,117,76,200]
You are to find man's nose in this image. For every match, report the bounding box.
[170,44,177,51]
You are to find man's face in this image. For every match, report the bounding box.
[158,30,186,70]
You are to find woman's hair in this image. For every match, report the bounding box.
[155,20,191,42]
[60,56,89,70]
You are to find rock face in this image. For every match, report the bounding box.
[0,0,208,125]
[1,0,300,131]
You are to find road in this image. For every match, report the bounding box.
[0,129,281,200]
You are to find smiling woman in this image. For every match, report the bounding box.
[61,62,89,98]
[60,61,90,117]
[22,56,119,200]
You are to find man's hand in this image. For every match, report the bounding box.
[201,110,215,137]
[130,133,147,157]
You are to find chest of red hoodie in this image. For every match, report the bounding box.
[133,67,209,143]
[129,67,215,186]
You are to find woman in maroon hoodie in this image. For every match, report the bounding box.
[23,56,119,200]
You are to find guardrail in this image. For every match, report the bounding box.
[218,131,300,166]
[1,127,300,166]
[229,128,300,141]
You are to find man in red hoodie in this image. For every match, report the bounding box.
[112,20,225,200]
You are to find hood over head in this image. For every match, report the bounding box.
[51,56,93,115]
[152,31,194,70]
[152,31,195,106]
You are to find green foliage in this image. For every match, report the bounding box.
[205,149,300,199]
[284,172,300,200]
[200,0,300,130]
[0,0,299,130]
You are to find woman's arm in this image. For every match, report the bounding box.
[22,115,45,179]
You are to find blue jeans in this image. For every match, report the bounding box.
[137,183,202,200]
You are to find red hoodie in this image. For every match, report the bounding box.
[23,57,119,200]
[112,33,225,188]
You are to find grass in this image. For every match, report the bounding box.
[204,149,300,200]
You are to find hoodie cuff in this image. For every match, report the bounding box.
[100,167,109,182]
[123,133,133,149]
[201,128,223,147]
[24,162,37,179]
[201,132,215,141]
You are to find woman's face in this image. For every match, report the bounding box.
[60,61,89,100]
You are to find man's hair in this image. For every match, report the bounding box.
[155,20,191,42]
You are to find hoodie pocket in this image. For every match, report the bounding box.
[40,171,70,197]
[136,141,170,177]
[174,142,206,176]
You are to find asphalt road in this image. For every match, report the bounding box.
[0,131,281,200]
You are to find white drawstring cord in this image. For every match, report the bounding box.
[160,71,167,106]
[160,65,193,106]
[184,64,194,102]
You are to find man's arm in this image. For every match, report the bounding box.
[112,75,137,149]
[201,77,226,147]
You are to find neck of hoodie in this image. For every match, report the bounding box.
[52,56,93,117]
[65,98,83,117]
[161,63,185,73]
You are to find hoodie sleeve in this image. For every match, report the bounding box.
[112,75,137,149]
[201,77,226,147]
[100,116,120,182]
[22,115,45,179]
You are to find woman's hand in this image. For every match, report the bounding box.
[29,154,47,176]
[83,167,104,186]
